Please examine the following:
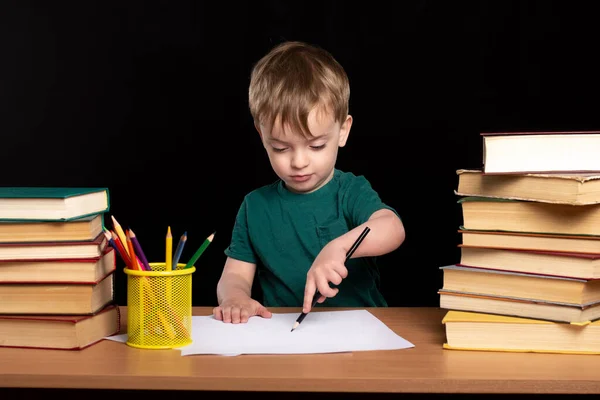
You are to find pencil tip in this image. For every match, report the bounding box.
[111,215,117,223]
[208,232,215,241]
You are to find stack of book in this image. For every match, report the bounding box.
[0,187,120,350]
[440,130,600,354]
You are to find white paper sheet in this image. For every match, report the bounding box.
[178,309,414,356]
[105,333,127,343]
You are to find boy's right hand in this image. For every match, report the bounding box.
[212,297,272,324]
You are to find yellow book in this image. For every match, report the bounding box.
[455,169,600,205]
[442,310,600,354]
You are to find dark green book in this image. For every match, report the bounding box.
[0,187,110,221]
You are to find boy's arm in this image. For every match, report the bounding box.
[216,257,256,304]
[214,257,272,323]
[333,208,405,258]
[302,209,405,312]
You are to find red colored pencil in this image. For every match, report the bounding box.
[111,230,133,268]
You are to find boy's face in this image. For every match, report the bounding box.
[257,107,352,194]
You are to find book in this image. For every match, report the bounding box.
[440,265,600,306]
[0,213,103,243]
[0,247,115,283]
[455,169,600,205]
[439,290,600,324]
[0,233,108,261]
[443,310,600,354]
[459,196,600,236]
[0,272,114,314]
[481,130,600,174]
[0,187,109,221]
[0,304,120,350]
[459,245,600,279]
[459,229,600,255]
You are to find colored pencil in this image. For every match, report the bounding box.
[172,231,187,270]
[111,215,130,257]
[184,232,215,269]
[103,228,126,264]
[291,226,371,332]
[110,230,133,268]
[126,230,141,271]
[165,226,173,271]
[129,229,152,271]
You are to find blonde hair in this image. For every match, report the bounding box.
[249,41,350,138]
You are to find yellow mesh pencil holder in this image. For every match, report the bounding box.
[124,262,195,349]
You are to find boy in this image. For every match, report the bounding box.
[213,41,405,324]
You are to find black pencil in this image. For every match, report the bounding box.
[291,226,371,332]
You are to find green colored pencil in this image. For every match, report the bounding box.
[184,232,215,269]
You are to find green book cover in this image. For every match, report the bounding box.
[0,213,104,224]
[0,188,110,221]
[0,187,108,199]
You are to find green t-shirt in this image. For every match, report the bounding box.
[224,169,398,308]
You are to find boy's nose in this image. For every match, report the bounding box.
[291,150,309,169]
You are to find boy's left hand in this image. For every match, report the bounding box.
[303,241,349,313]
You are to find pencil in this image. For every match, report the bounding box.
[165,226,173,271]
[129,229,152,271]
[291,226,371,332]
[110,230,133,268]
[111,215,130,257]
[183,232,215,269]
[103,228,125,264]
[126,230,141,271]
[172,231,187,270]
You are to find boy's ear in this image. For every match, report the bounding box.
[338,115,353,147]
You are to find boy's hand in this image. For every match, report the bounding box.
[303,242,348,313]
[213,297,272,323]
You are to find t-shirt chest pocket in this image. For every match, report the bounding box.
[316,219,350,248]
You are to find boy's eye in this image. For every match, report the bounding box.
[310,144,326,150]
[272,147,287,153]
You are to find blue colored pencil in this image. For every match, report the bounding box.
[172,231,187,270]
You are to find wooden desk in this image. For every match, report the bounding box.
[1,306,600,394]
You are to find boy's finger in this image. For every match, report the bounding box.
[240,308,250,323]
[303,280,317,312]
[231,307,242,324]
[257,306,272,318]
[213,306,223,320]
[317,276,337,298]
[328,270,343,285]
[334,263,349,279]
[222,307,232,323]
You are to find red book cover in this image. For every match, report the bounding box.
[0,233,107,261]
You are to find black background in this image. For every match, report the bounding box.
[2,1,599,308]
